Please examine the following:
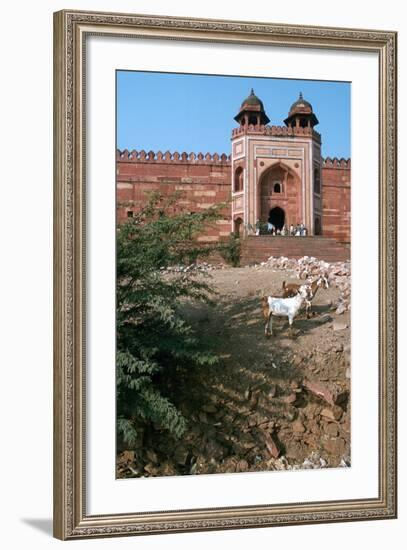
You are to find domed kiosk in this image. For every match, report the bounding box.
[234,89,270,127]
[284,92,319,128]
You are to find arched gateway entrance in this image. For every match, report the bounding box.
[268,207,285,230]
[259,163,299,231]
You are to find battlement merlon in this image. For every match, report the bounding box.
[117,149,231,164]
[231,124,321,143]
[322,157,351,169]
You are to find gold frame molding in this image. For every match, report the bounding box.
[53,9,397,540]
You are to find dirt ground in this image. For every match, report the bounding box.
[117,265,351,478]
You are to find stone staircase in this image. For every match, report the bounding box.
[240,236,350,265]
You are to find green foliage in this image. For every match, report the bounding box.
[116,192,222,446]
[220,232,241,267]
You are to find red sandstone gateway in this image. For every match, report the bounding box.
[116,90,350,262]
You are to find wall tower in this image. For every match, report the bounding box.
[231,90,323,236]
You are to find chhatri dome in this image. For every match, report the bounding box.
[234,89,270,126]
[284,92,319,128]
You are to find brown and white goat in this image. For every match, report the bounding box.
[282,275,329,318]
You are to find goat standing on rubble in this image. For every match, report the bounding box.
[261,284,311,337]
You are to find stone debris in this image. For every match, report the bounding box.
[163,261,227,273]
[303,379,337,406]
[339,456,351,467]
[262,430,281,458]
[333,320,349,331]
[259,255,351,313]
[292,420,306,433]
[301,452,328,469]
[321,406,343,422]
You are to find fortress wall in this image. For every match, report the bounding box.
[116,150,351,244]
[117,151,232,241]
[321,158,351,243]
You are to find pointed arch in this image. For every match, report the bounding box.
[258,162,300,226]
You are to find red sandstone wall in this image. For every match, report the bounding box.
[116,150,232,242]
[116,151,351,244]
[321,158,351,243]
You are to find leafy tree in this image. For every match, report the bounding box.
[116,193,223,447]
[220,232,241,267]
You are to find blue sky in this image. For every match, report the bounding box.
[117,71,350,159]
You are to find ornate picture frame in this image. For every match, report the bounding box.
[53,9,397,540]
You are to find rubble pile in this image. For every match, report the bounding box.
[117,368,351,479]
[162,261,226,273]
[259,255,351,314]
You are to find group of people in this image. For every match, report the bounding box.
[247,221,308,236]
[288,223,308,236]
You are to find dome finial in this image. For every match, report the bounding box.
[234,89,270,125]
[299,91,303,100]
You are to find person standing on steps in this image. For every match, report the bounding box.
[255,219,261,236]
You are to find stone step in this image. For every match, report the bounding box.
[240,235,350,265]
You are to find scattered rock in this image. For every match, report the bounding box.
[340,456,351,467]
[285,440,303,459]
[202,403,218,414]
[321,408,336,421]
[204,440,225,459]
[301,452,328,469]
[333,320,348,331]
[240,434,257,450]
[198,412,208,423]
[292,420,306,433]
[267,384,277,398]
[322,437,347,456]
[284,410,297,422]
[144,463,159,475]
[173,446,190,465]
[262,430,280,458]
[146,449,158,463]
[221,457,238,473]
[325,423,339,437]
[335,304,347,315]
[249,393,259,409]
[161,462,177,476]
[332,405,344,421]
[283,393,297,405]
[118,450,135,464]
[303,379,336,406]
[236,459,249,472]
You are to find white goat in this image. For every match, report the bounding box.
[261,284,311,337]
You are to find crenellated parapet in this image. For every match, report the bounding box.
[231,124,321,142]
[117,149,231,164]
[117,150,350,169]
[322,157,351,169]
